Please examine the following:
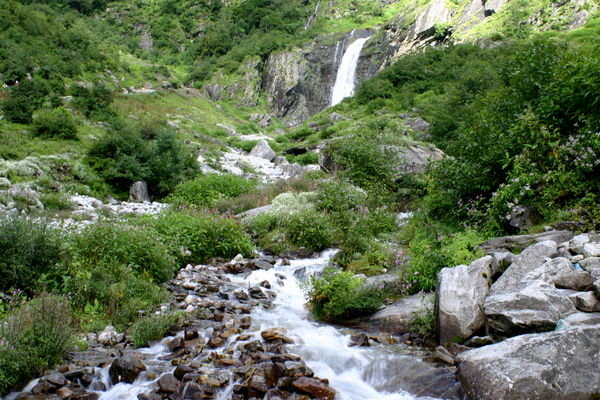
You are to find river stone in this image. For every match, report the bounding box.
[438,256,492,343]
[291,377,336,400]
[580,257,600,272]
[484,280,577,336]
[157,373,180,393]
[363,292,434,334]
[261,328,294,344]
[97,325,119,346]
[249,139,276,161]
[56,387,73,399]
[108,356,147,384]
[567,291,600,312]
[560,312,600,328]
[489,240,558,295]
[456,325,600,400]
[43,373,66,386]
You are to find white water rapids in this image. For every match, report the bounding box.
[230,249,446,400]
[8,250,457,400]
[331,36,371,106]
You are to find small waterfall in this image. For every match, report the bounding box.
[331,35,371,106]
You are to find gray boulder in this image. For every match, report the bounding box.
[129,181,150,203]
[554,269,594,291]
[478,231,573,253]
[437,256,492,344]
[484,280,576,336]
[249,140,276,161]
[109,356,146,384]
[559,312,600,328]
[580,257,600,273]
[362,293,434,334]
[489,240,557,295]
[567,291,600,312]
[456,325,600,400]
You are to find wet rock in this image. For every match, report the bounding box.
[259,280,272,289]
[234,289,249,301]
[430,346,455,365]
[108,356,147,384]
[157,373,180,393]
[179,382,206,400]
[168,337,185,351]
[457,326,600,400]
[174,365,194,381]
[438,256,492,344]
[283,361,313,378]
[185,328,199,340]
[291,377,336,400]
[349,333,371,347]
[88,381,106,391]
[249,286,268,299]
[32,380,56,394]
[463,336,495,347]
[261,328,294,344]
[43,373,66,387]
[56,387,73,399]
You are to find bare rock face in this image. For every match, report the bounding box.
[437,256,492,343]
[456,325,600,400]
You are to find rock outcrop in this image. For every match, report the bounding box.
[456,326,600,400]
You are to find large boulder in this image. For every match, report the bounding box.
[456,325,600,400]
[484,280,576,336]
[437,256,492,344]
[478,231,573,253]
[489,240,558,295]
[249,140,276,161]
[361,293,434,334]
[129,181,150,203]
[108,356,147,384]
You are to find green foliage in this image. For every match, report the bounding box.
[71,84,114,120]
[87,122,197,196]
[148,211,255,264]
[130,312,181,347]
[0,216,63,295]
[402,218,485,292]
[32,107,78,139]
[1,79,48,124]
[304,268,386,322]
[166,174,257,209]
[0,294,74,395]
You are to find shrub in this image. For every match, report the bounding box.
[71,84,114,120]
[32,107,78,140]
[0,217,63,295]
[166,174,257,209]
[304,268,386,322]
[0,294,74,395]
[148,211,255,264]
[130,312,182,348]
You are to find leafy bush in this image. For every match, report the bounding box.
[166,174,257,209]
[0,294,74,395]
[0,217,63,295]
[130,312,182,348]
[71,84,114,120]
[1,79,48,124]
[304,268,386,322]
[87,123,197,196]
[32,107,78,139]
[148,211,255,264]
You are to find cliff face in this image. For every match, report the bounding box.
[202,0,597,126]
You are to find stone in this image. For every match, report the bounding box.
[484,280,576,336]
[157,374,180,393]
[97,325,119,346]
[478,231,573,253]
[463,336,495,347]
[489,240,558,295]
[583,243,600,257]
[554,270,594,291]
[283,361,313,378]
[291,377,336,400]
[71,393,99,400]
[580,257,600,272]
[128,181,150,203]
[249,140,276,161]
[43,373,66,386]
[559,312,600,328]
[167,336,185,351]
[489,251,514,279]
[521,257,572,284]
[456,326,600,400]
[431,346,455,365]
[108,356,147,384]
[568,291,600,312]
[174,365,194,381]
[506,205,539,230]
[362,293,434,334]
[261,328,294,344]
[56,387,73,399]
[349,333,370,347]
[438,256,492,343]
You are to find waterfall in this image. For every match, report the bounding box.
[331,35,371,106]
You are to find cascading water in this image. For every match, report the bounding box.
[330,35,371,106]
[230,250,455,400]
